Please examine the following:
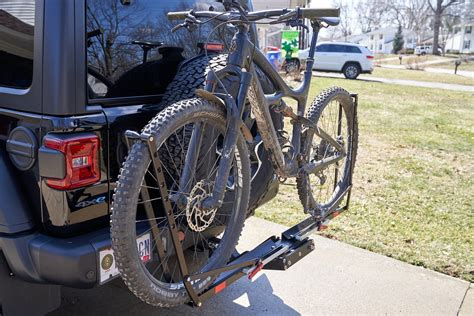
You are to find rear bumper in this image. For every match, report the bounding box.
[0,227,111,288]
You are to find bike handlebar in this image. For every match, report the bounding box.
[167,11,193,20]
[167,7,340,23]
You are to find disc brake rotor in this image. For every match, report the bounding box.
[186,180,218,232]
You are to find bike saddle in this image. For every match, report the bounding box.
[130,40,164,48]
[317,17,340,27]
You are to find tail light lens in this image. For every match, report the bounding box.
[366,55,374,59]
[44,134,100,190]
[205,43,224,51]
[197,42,224,52]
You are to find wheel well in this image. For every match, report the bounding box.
[342,61,361,72]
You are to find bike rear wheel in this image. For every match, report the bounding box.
[111,98,250,307]
[297,87,358,215]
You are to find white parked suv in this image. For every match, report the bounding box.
[415,45,442,55]
[298,42,374,79]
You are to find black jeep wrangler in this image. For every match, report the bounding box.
[0,0,281,314]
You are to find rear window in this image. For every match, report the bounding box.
[345,45,361,53]
[316,44,330,52]
[86,0,232,99]
[324,44,362,53]
[0,0,35,89]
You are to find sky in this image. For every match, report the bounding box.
[310,0,333,8]
[310,0,361,36]
[311,0,360,8]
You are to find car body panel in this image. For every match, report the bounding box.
[299,42,374,74]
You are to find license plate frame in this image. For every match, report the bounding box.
[98,232,152,284]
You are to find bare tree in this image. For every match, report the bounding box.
[87,0,146,79]
[387,0,409,30]
[355,0,391,33]
[331,0,353,40]
[428,0,459,55]
[405,0,431,43]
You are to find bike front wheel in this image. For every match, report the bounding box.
[111,97,250,307]
[297,87,358,215]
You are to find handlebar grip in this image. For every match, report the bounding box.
[167,11,191,20]
[300,8,340,19]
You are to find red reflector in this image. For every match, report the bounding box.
[205,43,224,51]
[44,134,100,190]
[248,261,264,280]
[215,281,227,294]
[366,55,374,59]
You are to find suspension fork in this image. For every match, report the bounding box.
[177,24,252,209]
[200,70,253,210]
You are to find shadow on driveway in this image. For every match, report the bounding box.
[50,273,299,315]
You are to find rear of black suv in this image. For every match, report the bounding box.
[0,0,205,314]
[0,0,277,314]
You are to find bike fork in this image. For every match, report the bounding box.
[200,70,253,210]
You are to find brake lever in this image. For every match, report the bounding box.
[171,12,201,33]
[171,23,185,33]
[288,19,309,32]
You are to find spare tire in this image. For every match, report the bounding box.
[144,53,283,215]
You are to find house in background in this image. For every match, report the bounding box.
[445,23,474,53]
[334,28,417,54]
[357,27,417,54]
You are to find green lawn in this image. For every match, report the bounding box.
[370,67,474,86]
[375,54,474,72]
[255,77,474,282]
[375,53,398,61]
[375,54,455,66]
[427,61,474,72]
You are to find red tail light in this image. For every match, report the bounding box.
[44,134,100,190]
[206,43,224,51]
[198,42,224,52]
[366,55,374,59]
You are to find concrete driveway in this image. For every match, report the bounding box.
[50,217,471,315]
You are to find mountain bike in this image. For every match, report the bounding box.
[111,1,358,307]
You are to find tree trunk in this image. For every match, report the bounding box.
[432,8,442,55]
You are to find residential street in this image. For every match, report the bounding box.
[51,217,472,315]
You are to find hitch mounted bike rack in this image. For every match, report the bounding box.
[122,93,358,307]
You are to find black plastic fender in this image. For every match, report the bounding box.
[0,150,34,234]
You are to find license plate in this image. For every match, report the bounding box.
[99,233,152,284]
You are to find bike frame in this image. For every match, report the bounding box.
[177,16,345,211]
